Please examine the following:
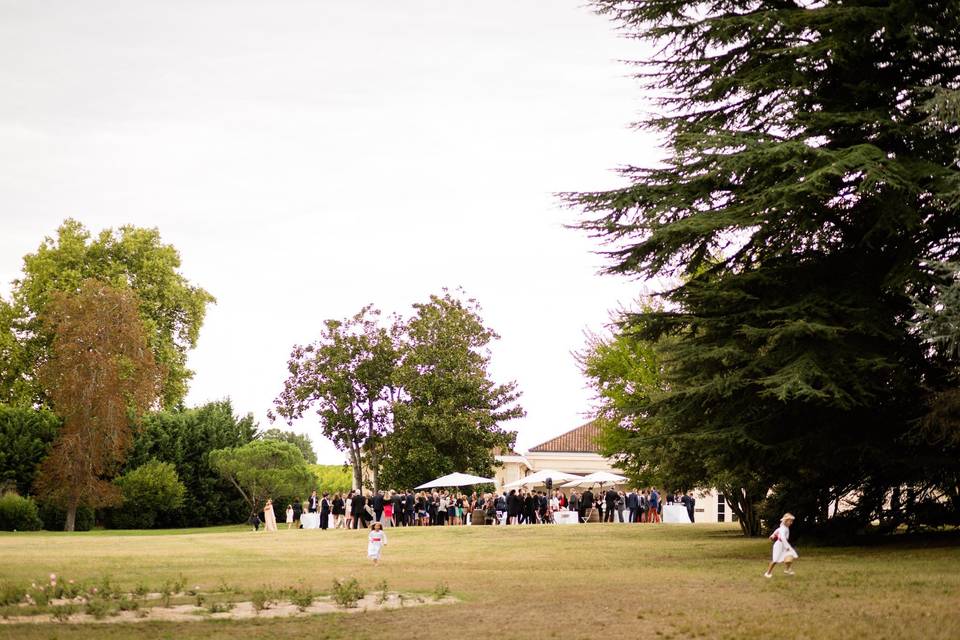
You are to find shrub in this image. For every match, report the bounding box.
[105,461,186,529]
[85,598,111,619]
[250,589,275,613]
[288,587,314,611]
[331,578,365,609]
[207,601,233,614]
[37,502,94,531]
[0,493,42,531]
[0,583,25,606]
[50,603,77,621]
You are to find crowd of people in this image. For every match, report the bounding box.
[250,485,698,530]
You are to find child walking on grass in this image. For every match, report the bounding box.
[764,512,798,578]
[367,522,387,565]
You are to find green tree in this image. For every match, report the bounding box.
[126,400,258,527]
[309,464,353,495]
[260,428,317,464]
[209,440,315,518]
[571,1,960,535]
[2,219,214,408]
[107,460,186,529]
[0,405,60,496]
[578,319,764,535]
[271,305,399,490]
[380,292,523,490]
[33,280,162,531]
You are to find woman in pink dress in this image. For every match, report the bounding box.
[263,499,278,532]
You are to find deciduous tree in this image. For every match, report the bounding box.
[1,219,213,408]
[33,280,162,531]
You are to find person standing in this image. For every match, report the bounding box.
[292,499,303,528]
[392,491,403,527]
[686,492,696,522]
[580,489,593,523]
[351,491,365,529]
[626,489,639,523]
[372,490,385,525]
[647,487,661,523]
[319,492,331,530]
[308,490,319,514]
[568,491,579,517]
[604,488,618,522]
[263,499,278,532]
[285,504,294,530]
[764,513,798,578]
[332,493,345,528]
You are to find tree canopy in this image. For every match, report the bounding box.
[1,219,214,408]
[571,0,960,535]
[33,280,162,530]
[209,440,315,517]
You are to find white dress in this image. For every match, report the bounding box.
[771,524,798,563]
[367,530,387,560]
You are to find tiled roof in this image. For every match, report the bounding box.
[528,421,600,454]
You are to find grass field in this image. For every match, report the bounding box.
[0,523,958,639]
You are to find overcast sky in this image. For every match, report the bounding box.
[0,1,661,463]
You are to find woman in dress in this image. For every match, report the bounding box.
[367,522,387,565]
[285,504,294,530]
[332,493,345,529]
[319,492,331,530]
[263,499,278,532]
[764,513,798,578]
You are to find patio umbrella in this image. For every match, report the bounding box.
[503,469,583,489]
[561,471,628,488]
[415,472,495,490]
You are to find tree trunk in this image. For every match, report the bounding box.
[349,444,364,490]
[65,498,78,532]
[722,486,762,536]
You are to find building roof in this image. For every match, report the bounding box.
[528,421,601,454]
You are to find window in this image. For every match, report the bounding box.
[717,493,725,523]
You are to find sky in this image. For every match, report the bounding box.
[0,1,662,463]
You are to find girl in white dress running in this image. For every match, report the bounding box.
[764,512,798,578]
[367,522,387,565]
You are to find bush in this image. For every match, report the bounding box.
[38,502,94,531]
[330,578,365,609]
[105,460,185,529]
[0,493,43,531]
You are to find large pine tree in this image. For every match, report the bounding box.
[573,1,960,535]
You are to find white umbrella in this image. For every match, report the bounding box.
[415,472,495,490]
[503,469,583,489]
[561,471,628,488]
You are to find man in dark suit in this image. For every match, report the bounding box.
[307,490,319,513]
[392,491,403,527]
[683,492,696,522]
[351,491,366,529]
[604,488,619,522]
[404,491,415,526]
[372,490,385,524]
[580,489,593,523]
[626,489,639,523]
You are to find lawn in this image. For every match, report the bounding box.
[0,523,958,639]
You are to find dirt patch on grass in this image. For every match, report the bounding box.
[0,593,455,625]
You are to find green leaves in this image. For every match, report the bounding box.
[209,440,315,515]
[2,219,214,408]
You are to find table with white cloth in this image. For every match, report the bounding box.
[553,510,580,525]
[662,504,692,523]
[299,513,334,529]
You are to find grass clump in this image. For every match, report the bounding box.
[432,582,450,600]
[84,598,112,620]
[49,603,77,622]
[0,582,26,606]
[375,580,389,605]
[207,601,234,614]
[331,577,365,609]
